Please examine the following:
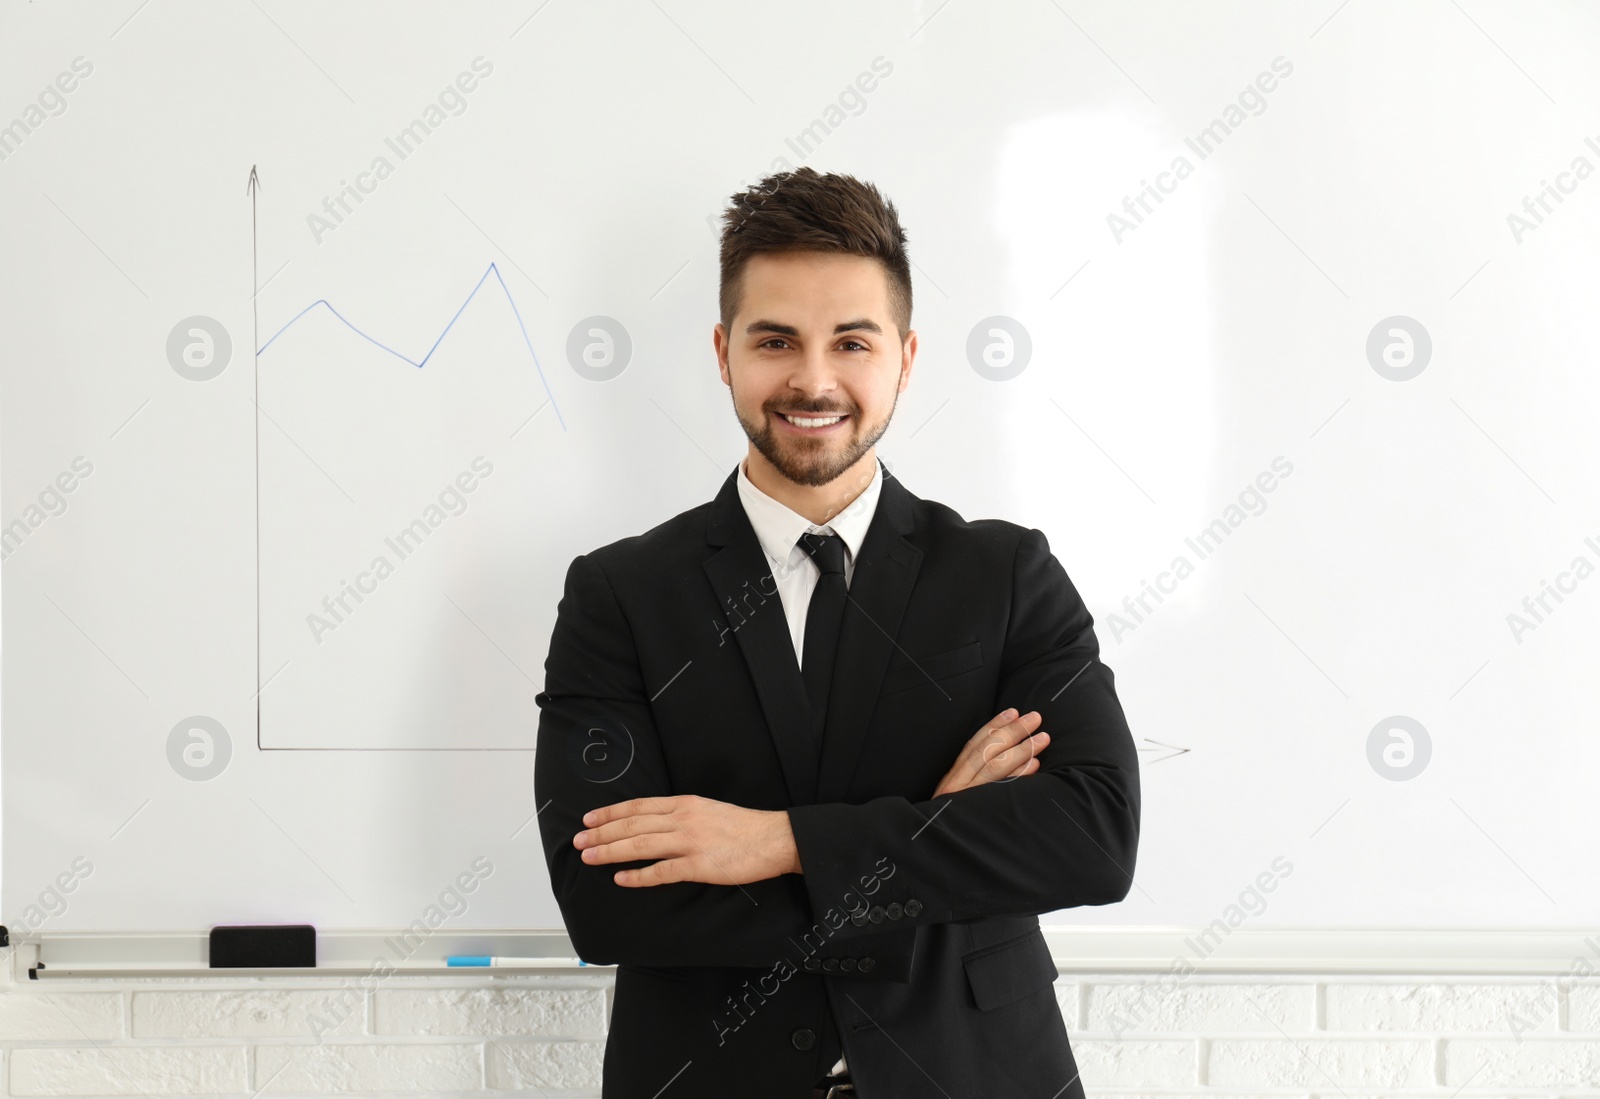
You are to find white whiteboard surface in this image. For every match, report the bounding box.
[3,1,1597,938]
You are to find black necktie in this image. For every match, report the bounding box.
[798,530,851,1073]
[798,531,848,754]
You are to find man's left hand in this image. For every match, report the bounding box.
[574,796,801,887]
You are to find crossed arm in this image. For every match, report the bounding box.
[532,529,1140,968]
[570,706,1051,887]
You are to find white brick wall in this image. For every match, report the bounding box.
[0,964,610,1097]
[2,966,1597,1095]
[1063,975,1600,1095]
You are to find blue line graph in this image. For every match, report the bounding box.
[257,262,566,432]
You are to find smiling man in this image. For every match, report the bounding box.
[533,167,1141,1098]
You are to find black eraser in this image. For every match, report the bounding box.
[209,924,315,968]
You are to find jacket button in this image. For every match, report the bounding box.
[839,957,857,972]
[858,956,875,973]
[904,899,923,917]
[792,1028,816,1050]
[850,911,868,926]
[886,902,903,920]
[822,957,839,972]
[803,956,822,972]
[868,905,886,924]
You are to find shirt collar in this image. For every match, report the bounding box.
[736,456,884,575]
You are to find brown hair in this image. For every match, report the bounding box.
[718,167,912,343]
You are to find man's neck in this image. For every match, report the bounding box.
[743,449,877,527]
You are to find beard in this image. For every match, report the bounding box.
[732,386,897,488]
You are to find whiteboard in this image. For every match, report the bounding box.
[3,0,1597,937]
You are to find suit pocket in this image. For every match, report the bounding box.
[880,639,983,696]
[962,928,1058,1011]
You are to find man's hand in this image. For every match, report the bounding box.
[574,796,800,887]
[931,708,1050,798]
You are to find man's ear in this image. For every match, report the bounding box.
[714,323,731,386]
[897,330,917,392]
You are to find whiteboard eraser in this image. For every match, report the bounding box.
[209,924,315,968]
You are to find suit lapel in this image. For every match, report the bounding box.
[816,465,920,803]
[702,461,922,806]
[703,470,818,805]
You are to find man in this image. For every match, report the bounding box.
[534,167,1140,1098]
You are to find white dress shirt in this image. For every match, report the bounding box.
[734,454,884,1076]
[735,456,884,669]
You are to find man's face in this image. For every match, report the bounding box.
[716,250,913,488]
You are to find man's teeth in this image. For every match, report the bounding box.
[781,413,845,428]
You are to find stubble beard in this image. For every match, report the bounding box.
[734,388,897,489]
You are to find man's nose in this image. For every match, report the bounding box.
[789,347,840,398]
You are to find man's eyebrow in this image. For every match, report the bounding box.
[745,318,883,337]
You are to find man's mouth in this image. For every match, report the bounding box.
[775,410,849,433]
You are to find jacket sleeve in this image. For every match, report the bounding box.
[533,551,915,976]
[785,527,1141,937]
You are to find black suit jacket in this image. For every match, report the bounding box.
[533,461,1140,1098]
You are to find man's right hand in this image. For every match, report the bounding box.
[931,708,1050,798]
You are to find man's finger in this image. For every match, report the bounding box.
[983,731,1050,776]
[967,717,1032,770]
[583,796,683,828]
[950,723,1029,790]
[616,857,688,888]
[584,829,687,865]
[980,740,1021,775]
[980,727,1047,769]
[575,811,680,850]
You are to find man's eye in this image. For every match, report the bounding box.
[757,337,868,351]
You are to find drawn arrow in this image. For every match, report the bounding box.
[1137,739,1190,764]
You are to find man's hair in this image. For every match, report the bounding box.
[718,166,912,343]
